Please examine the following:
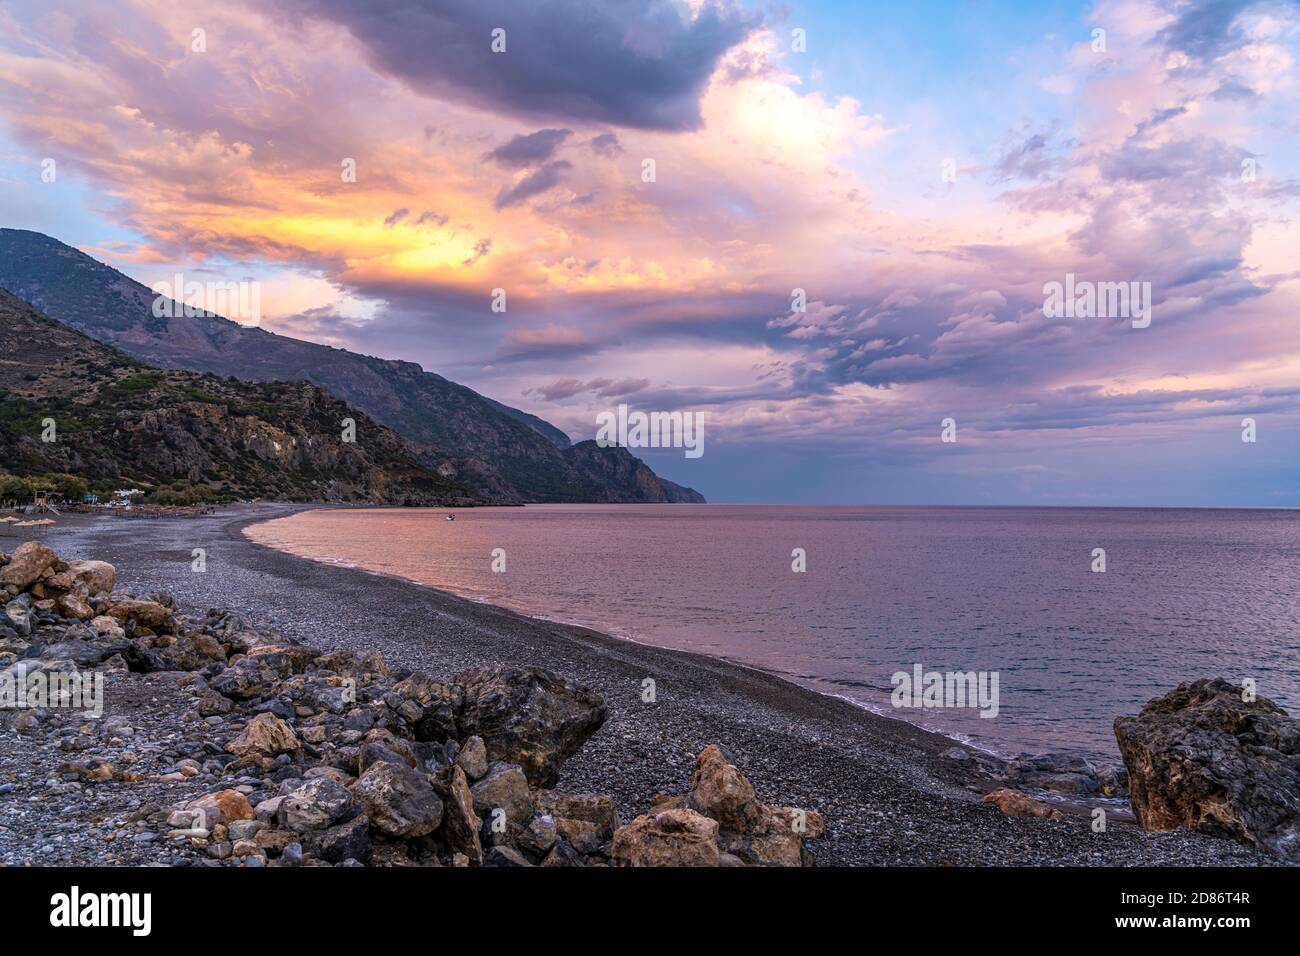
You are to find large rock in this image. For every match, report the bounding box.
[455,666,606,787]
[392,671,461,742]
[43,560,116,597]
[534,791,618,854]
[675,745,824,866]
[688,744,764,833]
[433,765,482,865]
[982,787,1066,821]
[303,814,371,864]
[1005,753,1105,795]
[611,809,720,867]
[278,778,356,832]
[0,541,57,591]
[103,598,175,634]
[186,789,255,827]
[739,805,827,867]
[210,658,279,699]
[469,761,533,828]
[351,761,443,838]
[1114,677,1300,861]
[226,712,301,759]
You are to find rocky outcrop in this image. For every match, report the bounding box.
[455,666,607,787]
[1114,677,1300,861]
[612,809,721,867]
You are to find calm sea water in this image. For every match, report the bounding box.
[246,505,1300,760]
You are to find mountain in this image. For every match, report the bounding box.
[0,288,476,506]
[0,229,705,504]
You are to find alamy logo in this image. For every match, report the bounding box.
[1,665,103,717]
[595,404,704,459]
[891,663,1000,718]
[151,273,261,326]
[1042,273,1151,328]
[49,886,151,936]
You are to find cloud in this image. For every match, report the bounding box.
[493,159,572,208]
[529,376,586,400]
[500,322,592,360]
[1156,0,1258,60]
[589,132,624,157]
[485,128,572,168]
[276,0,759,130]
[462,237,492,266]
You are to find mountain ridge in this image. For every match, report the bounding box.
[0,228,705,504]
[0,287,476,506]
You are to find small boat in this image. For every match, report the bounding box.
[445,514,456,521]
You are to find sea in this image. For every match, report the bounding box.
[245,504,1300,760]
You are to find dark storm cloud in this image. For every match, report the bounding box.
[589,132,625,157]
[275,0,759,130]
[494,160,572,208]
[485,128,572,168]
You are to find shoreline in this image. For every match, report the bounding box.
[27,503,1272,865]
[246,511,1010,762]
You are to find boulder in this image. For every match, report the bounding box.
[278,778,356,832]
[484,846,532,867]
[1006,752,1103,795]
[455,734,489,780]
[469,762,533,829]
[3,601,32,638]
[0,541,57,591]
[1114,677,1300,861]
[455,666,607,787]
[982,787,1066,821]
[89,615,125,638]
[433,765,482,865]
[611,809,720,867]
[391,671,460,741]
[160,634,226,671]
[103,599,175,634]
[533,791,618,854]
[243,644,320,674]
[351,761,443,838]
[43,560,116,597]
[736,806,827,867]
[226,712,301,759]
[688,743,764,833]
[304,814,371,864]
[55,593,95,621]
[187,789,255,827]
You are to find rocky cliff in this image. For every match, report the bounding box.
[0,289,475,505]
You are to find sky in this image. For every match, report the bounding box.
[1,0,1298,505]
